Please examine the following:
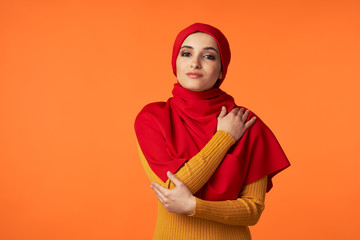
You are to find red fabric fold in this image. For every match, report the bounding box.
[135,84,290,201]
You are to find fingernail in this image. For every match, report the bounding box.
[167,171,172,176]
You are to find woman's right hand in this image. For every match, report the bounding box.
[217,106,256,142]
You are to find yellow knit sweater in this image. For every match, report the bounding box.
[137,130,267,240]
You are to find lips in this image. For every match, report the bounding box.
[186,72,203,79]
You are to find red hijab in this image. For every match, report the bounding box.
[135,23,290,201]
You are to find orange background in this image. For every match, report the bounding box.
[1,0,359,239]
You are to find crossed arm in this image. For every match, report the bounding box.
[137,131,267,226]
[137,130,236,193]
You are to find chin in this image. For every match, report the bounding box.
[178,78,212,92]
[183,84,205,92]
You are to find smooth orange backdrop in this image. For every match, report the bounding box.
[1,0,359,239]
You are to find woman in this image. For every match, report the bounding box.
[134,23,290,240]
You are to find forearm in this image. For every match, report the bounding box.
[137,130,235,194]
[188,176,267,226]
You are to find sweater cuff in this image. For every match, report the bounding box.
[187,197,205,217]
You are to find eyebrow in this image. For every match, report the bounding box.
[180,45,219,54]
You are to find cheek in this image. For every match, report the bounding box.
[175,58,183,73]
[176,60,187,82]
[210,63,221,76]
[176,60,188,77]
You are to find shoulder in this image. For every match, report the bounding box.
[141,101,166,112]
[134,101,167,129]
[234,105,272,135]
[234,105,261,122]
[136,102,166,119]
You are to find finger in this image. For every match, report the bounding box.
[237,108,244,118]
[167,171,183,186]
[230,107,239,115]
[151,183,167,202]
[242,109,250,122]
[218,106,227,118]
[151,186,166,204]
[152,182,170,196]
[244,116,257,130]
[230,107,239,114]
[236,107,243,117]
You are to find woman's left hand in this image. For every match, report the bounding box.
[151,171,196,215]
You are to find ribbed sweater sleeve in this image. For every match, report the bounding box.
[136,130,235,194]
[188,176,267,226]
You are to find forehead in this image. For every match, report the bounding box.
[181,32,219,50]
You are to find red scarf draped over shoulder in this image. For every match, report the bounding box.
[135,23,290,201]
[135,83,290,201]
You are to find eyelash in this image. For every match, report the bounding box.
[180,51,216,60]
[204,54,215,60]
[181,52,191,57]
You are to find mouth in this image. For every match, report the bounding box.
[186,72,203,79]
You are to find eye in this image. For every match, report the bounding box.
[180,51,191,57]
[204,54,215,60]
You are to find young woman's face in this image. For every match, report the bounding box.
[176,32,222,92]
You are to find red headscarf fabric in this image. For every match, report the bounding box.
[135,23,290,201]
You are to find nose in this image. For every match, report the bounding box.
[190,56,201,69]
